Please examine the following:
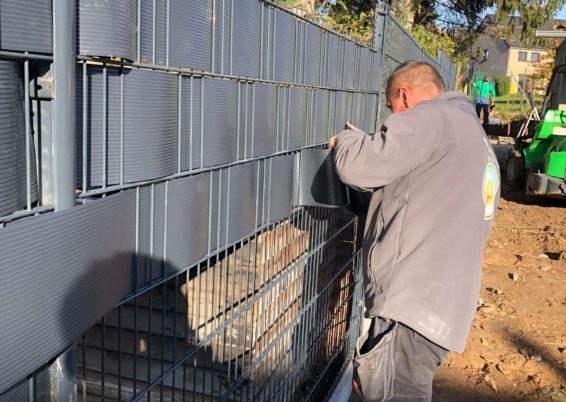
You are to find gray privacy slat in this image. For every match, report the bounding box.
[201,78,239,167]
[0,380,28,402]
[261,5,274,80]
[123,69,178,182]
[342,41,356,90]
[0,191,136,395]
[364,94,378,134]
[334,91,348,134]
[288,86,307,150]
[0,0,52,53]
[137,185,152,288]
[212,0,231,74]
[153,182,166,263]
[253,83,277,157]
[77,67,178,186]
[227,162,257,244]
[358,47,371,90]
[378,90,390,124]
[273,10,295,83]
[0,60,38,217]
[304,23,321,86]
[371,51,382,92]
[169,0,213,71]
[139,0,167,64]
[76,66,121,186]
[313,89,330,145]
[255,160,265,225]
[326,33,339,88]
[350,92,364,128]
[135,182,167,287]
[77,0,137,61]
[296,149,349,208]
[208,170,221,252]
[180,76,203,171]
[166,173,210,270]
[268,155,294,221]
[231,0,261,78]
[385,17,422,64]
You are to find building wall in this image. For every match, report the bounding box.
[507,47,549,93]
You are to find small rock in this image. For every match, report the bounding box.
[538,253,550,259]
[496,363,511,376]
[558,347,565,354]
[530,354,542,362]
[481,338,490,346]
[539,265,553,271]
[483,374,498,392]
[487,287,503,295]
[480,305,497,313]
[509,272,519,281]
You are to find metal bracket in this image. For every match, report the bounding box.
[376,1,389,15]
[32,72,54,99]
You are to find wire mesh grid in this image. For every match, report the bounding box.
[76,207,362,401]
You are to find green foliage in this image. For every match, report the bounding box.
[493,76,510,96]
[407,24,467,69]
[494,0,566,40]
[324,6,375,43]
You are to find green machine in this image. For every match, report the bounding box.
[506,64,566,200]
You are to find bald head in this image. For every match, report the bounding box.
[385,61,445,113]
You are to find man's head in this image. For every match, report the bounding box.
[483,76,489,82]
[385,61,445,113]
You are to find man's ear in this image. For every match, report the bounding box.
[400,87,409,108]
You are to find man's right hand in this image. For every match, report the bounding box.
[329,136,338,150]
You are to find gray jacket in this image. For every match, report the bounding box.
[334,91,500,352]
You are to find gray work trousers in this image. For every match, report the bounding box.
[351,318,448,402]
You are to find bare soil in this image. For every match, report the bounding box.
[433,184,566,401]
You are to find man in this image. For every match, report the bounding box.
[329,61,500,401]
[474,75,496,128]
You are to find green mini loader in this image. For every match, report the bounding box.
[506,64,566,201]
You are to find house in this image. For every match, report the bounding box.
[470,15,565,94]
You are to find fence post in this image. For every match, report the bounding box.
[372,1,388,54]
[51,0,77,400]
[373,1,388,124]
[53,0,76,211]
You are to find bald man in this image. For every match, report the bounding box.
[330,61,500,401]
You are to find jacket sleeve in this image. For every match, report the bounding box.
[333,102,444,191]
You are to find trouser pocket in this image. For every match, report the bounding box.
[352,322,396,402]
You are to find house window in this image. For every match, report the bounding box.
[531,52,540,62]
[518,51,527,61]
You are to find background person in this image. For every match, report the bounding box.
[474,75,496,128]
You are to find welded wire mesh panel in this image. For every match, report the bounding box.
[77,207,361,402]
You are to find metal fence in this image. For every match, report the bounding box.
[0,1,456,401]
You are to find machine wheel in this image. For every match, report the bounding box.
[524,165,540,204]
[505,155,525,187]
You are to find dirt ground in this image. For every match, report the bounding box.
[433,183,566,401]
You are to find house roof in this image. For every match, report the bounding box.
[483,14,566,50]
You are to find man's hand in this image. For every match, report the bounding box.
[329,135,338,150]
